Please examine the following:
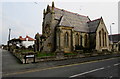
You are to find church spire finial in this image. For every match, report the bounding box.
[52,1,54,8]
[43,9,46,14]
[46,5,50,13]
[51,1,55,14]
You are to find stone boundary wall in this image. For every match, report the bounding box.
[11,49,120,64]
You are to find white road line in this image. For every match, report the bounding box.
[114,63,120,66]
[109,76,113,78]
[69,67,105,78]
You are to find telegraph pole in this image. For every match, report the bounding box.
[8,28,11,51]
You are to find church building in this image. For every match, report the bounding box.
[35,2,110,53]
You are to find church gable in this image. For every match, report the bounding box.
[96,17,108,34]
[87,17,108,34]
[95,17,109,51]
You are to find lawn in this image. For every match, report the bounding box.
[37,53,55,57]
[64,53,77,56]
[20,49,33,53]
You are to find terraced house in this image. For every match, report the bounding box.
[35,2,110,53]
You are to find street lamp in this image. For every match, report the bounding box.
[8,28,11,51]
[110,23,115,42]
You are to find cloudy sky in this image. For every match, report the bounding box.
[1,0,119,45]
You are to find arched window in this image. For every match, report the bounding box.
[99,31,101,47]
[105,32,107,46]
[75,33,79,46]
[64,32,69,47]
[80,35,82,46]
[84,34,87,47]
[102,29,104,47]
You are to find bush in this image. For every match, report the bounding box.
[21,46,26,49]
[75,45,83,50]
[75,45,92,53]
[28,45,33,49]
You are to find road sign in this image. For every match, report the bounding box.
[26,55,34,58]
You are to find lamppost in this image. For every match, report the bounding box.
[8,28,11,51]
[110,23,115,42]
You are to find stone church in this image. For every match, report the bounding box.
[35,2,110,53]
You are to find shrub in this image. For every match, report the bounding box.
[75,45,83,50]
[28,45,33,49]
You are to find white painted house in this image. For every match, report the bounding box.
[19,36,35,48]
[9,36,35,48]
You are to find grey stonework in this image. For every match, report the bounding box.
[35,2,110,53]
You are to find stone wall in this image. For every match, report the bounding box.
[56,26,90,53]
[42,12,59,53]
[96,18,110,51]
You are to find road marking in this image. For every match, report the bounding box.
[3,56,120,76]
[114,63,120,66]
[109,76,113,78]
[69,67,105,78]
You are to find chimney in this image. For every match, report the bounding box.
[19,36,22,38]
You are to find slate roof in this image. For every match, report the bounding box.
[87,18,101,33]
[53,7,90,32]
[50,7,102,33]
[109,34,120,43]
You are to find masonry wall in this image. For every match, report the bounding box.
[42,12,59,52]
[89,33,96,49]
[95,19,110,51]
[56,27,90,53]
[56,27,73,52]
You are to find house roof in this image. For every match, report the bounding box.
[109,34,120,43]
[19,36,35,41]
[52,7,90,32]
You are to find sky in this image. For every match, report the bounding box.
[0,0,119,45]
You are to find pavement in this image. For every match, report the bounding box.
[2,49,120,78]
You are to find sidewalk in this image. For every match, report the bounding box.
[2,49,120,75]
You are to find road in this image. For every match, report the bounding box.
[2,49,120,78]
[3,56,120,78]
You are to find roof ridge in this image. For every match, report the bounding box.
[87,18,101,23]
[51,6,88,17]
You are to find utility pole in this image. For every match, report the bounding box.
[8,28,11,51]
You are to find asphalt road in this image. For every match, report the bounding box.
[2,49,120,78]
[3,56,120,78]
